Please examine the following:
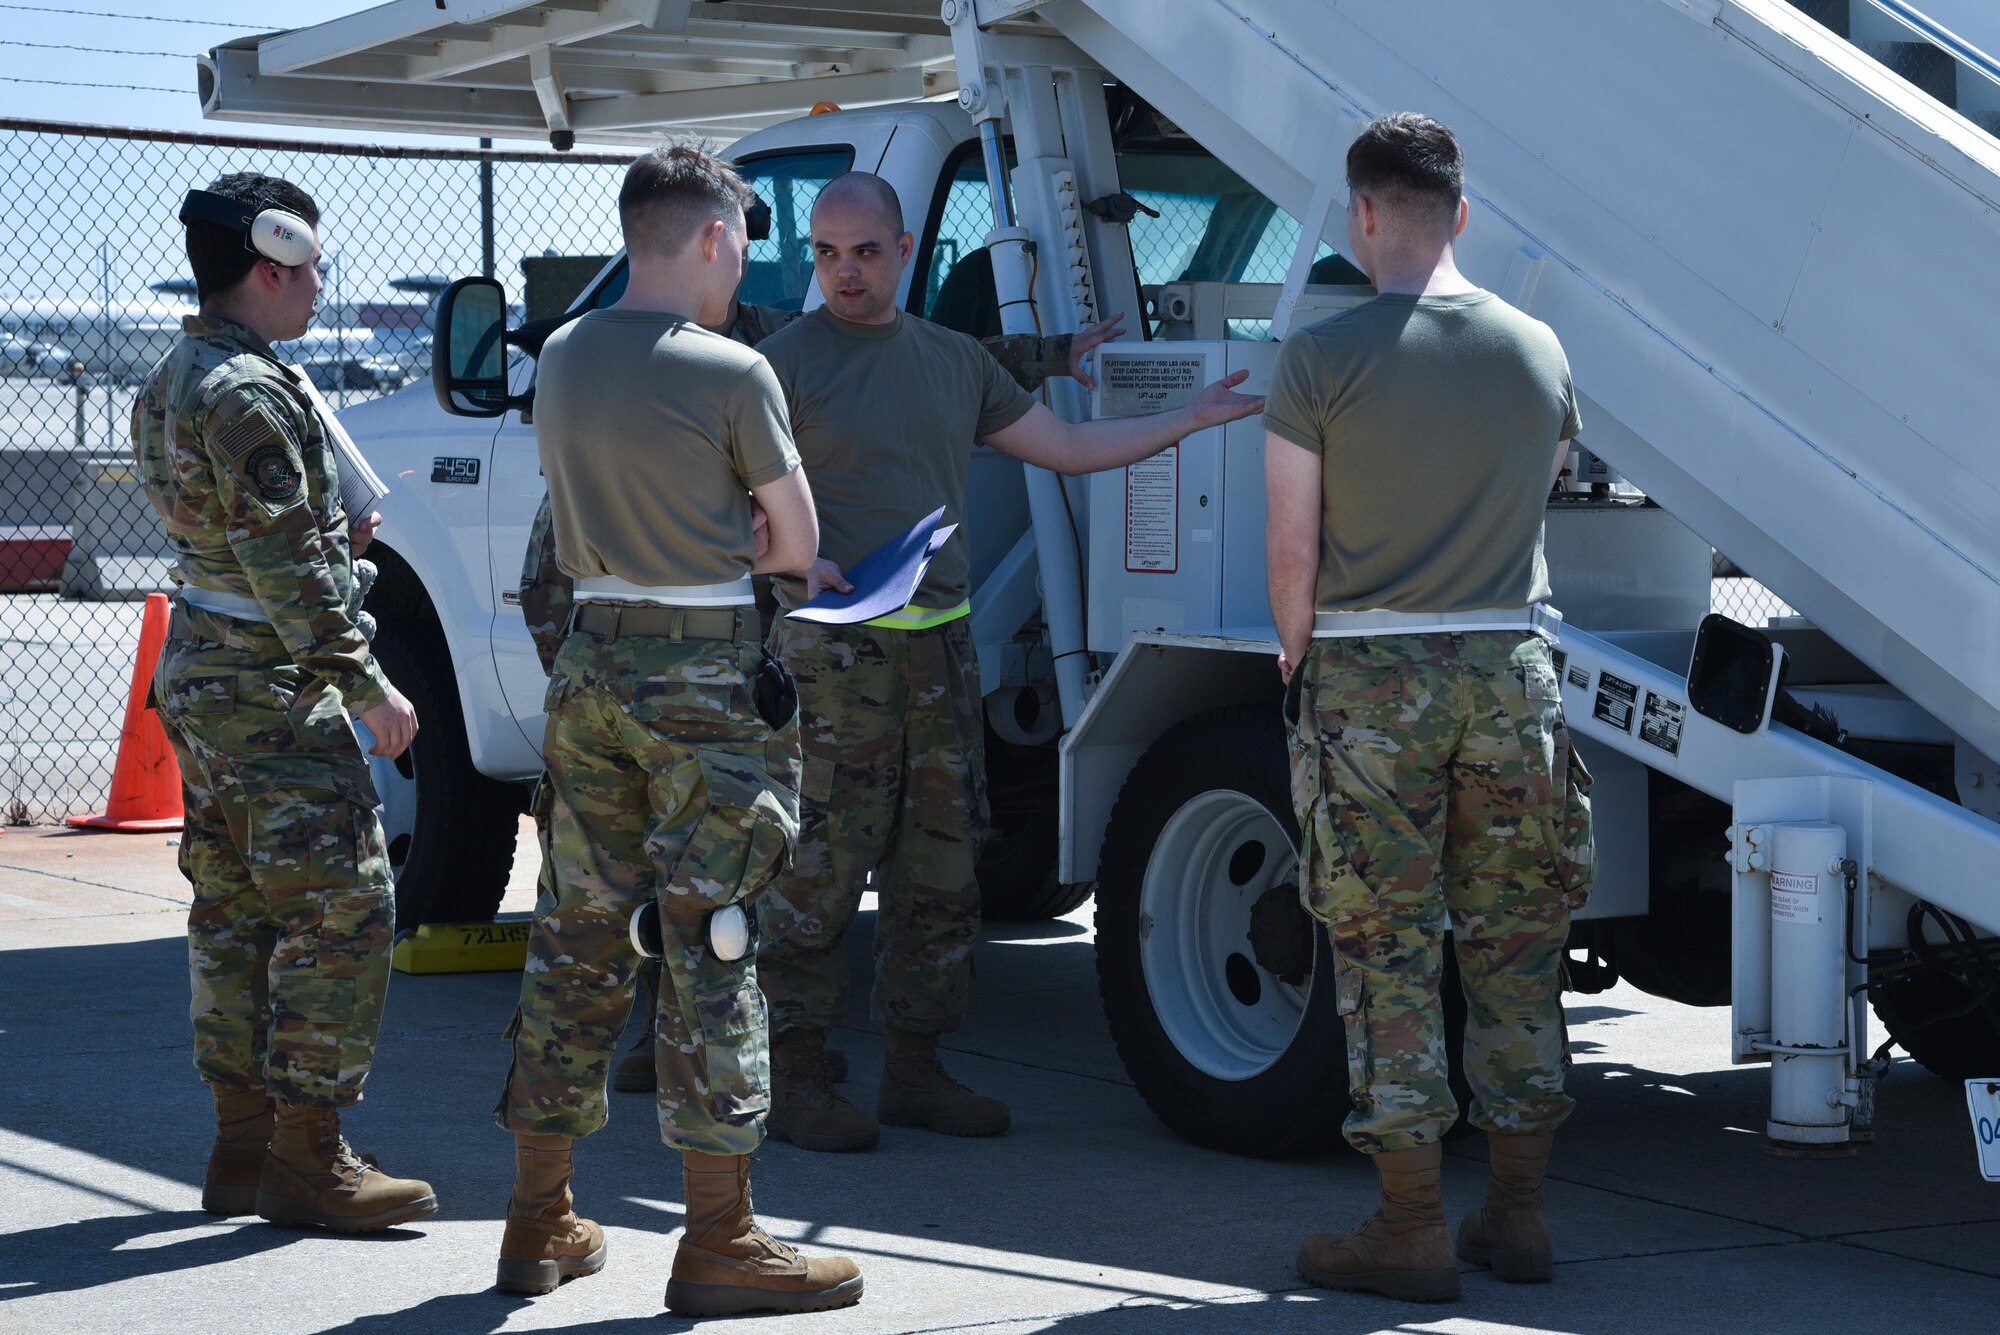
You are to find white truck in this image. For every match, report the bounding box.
[202,0,2000,1160]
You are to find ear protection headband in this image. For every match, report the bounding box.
[178,189,318,268]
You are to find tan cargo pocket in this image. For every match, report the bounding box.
[1335,961,1372,1111]
[1291,747,1375,927]
[162,672,236,719]
[801,750,836,807]
[691,970,770,1120]
[275,972,358,1034]
[1547,739,1596,909]
[663,750,799,914]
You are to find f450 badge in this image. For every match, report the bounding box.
[431,457,481,485]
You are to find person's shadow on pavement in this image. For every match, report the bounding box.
[0,1208,423,1300]
[313,1289,707,1334]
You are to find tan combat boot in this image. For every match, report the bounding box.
[877,1029,1009,1137]
[1297,1143,1461,1302]
[665,1151,863,1316]
[495,1133,609,1294]
[1456,1132,1555,1283]
[765,1027,878,1152]
[255,1104,438,1233]
[201,1086,272,1216]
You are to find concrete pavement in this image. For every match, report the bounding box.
[0,819,1994,1334]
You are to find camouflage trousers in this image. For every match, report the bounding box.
[499,623,800,1156]
[154,602,394,1108]
[1289,631,1595,1152]
[758,617,988,1037]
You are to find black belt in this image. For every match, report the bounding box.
[570,602,760,643]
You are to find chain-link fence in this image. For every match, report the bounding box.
[0,119,1807,824]
[0,119,629,824]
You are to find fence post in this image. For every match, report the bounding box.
[480,138,496,279]
[72,366,86,448]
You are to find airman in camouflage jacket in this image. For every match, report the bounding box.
[136,313,396,1109]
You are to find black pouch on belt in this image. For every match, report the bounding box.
[1283,660,1307,730]
[752,649,797,731]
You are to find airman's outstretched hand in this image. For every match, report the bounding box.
[1188,369,1266,432]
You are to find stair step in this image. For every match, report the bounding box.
[1855,39,1959,106]
[1787,0,1849,40]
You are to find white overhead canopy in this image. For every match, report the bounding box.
[197,0,1062,146]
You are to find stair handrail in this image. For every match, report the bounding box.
[1855,0,2000,90]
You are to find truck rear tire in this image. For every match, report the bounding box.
[366,615,521,928]
[978,730,1090,922]
[1871,971,2000,1079]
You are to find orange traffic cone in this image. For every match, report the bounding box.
[67,591,184,833]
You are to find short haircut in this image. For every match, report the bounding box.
[619,143,750,258]
[186,172,319,301]
[1346,112,1463,231]
[811,172,905,235]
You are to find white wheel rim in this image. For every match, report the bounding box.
[1138,789,1312,1081]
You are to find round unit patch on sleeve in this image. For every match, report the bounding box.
[247,443,304,503]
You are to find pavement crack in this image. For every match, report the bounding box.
[886,1288,1312,1334]
[0,861,187,905]
[835,1026,1136,1090]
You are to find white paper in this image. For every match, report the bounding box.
[289,366,390,519]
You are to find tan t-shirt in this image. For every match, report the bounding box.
[1263,290,1579,614]
[536,309,799,588]
[757,308,1036,609]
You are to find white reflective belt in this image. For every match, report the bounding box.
[178,584,272,624]
[572,575,755,608]
[1311,604,1562,641]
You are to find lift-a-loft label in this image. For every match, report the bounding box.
[1100,353,1206,418]
[1640,691,1686,756]
[1593,671,1638,731]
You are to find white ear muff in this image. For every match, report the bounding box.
[249,210,317,268]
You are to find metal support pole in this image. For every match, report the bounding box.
[479,138,497,280]
[978,120,1015,230]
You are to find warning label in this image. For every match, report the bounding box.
[1593,671,1638,732]
[1771,869,1819,923]
[1640,691,1686,756]
[1125,446,1178,574]
[1101,354,1206,418]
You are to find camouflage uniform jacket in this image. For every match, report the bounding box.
[134,314,389,713]
[518,304,1072,672]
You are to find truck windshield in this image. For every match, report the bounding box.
[737,148,856,309]
[585,146,854,313]
[1119,150,1349,338]
[916,143,1348,341]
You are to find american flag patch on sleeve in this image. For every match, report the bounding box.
[214,404,285,460]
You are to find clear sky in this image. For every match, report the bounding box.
[0,3,630,309]
[0,1,523,148]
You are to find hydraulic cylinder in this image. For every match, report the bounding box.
[1766,821,1851,1146]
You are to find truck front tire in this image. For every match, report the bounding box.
[1094,707,1471,1156]
[366,611,521,927]
[1095,708,1354,1156]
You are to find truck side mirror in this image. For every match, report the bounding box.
[433,276,514,418]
